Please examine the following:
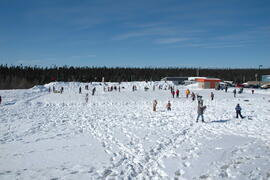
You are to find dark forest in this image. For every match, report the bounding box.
[0,65,269,89]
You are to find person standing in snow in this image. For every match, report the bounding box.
[60,87,64,94]
[185,89,190,98]
[252,89,254,94]
[171,90,175,98]
[196,103,206,123]
[0,95,2,104]
[210,92,214,100]
[235,104,244,119]
[166,101,171,111]
[92,87,96,96]
[191,92,196,101]
[153,100,158,112]
[85,93,89,103]
[233,89,236,97]
[225,86,228,92]
[176,89,180,98]
[49,87,51,93]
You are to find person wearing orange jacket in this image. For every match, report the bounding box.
[185,89,190,98]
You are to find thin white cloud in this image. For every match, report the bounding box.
[216,26,270,42]
[112,31,148,40]
[112,27,177,40]
[155,38,190,44]
[174,41,247,49]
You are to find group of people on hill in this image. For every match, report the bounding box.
[104,85,121,92]
[45,83,248,122]
[153,100,172,112]
[49,86,64,94]
[132,85,138,91]
[171,89,180,98]
[79,86,96,96]
[153,88,245,122]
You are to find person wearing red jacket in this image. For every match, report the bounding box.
[176,89,179,98]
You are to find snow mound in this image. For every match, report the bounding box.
[30,85,48,92]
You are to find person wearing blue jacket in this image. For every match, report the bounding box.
[235,104,244,119]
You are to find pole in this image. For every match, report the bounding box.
[259,65,263,87]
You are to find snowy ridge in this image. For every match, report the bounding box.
[0,81,270,179]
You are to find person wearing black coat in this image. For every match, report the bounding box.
[235,104,244,119]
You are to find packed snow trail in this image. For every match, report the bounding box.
[0,82,270,179]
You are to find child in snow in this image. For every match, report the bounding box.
[233,89,236,97]
[166,101,171,111]
[235,104,244,119]
[0,95,2,104]
[252,89,254,94]
[211,92,214,100]
[196,104,206,123]
[153,100,158,112]
[92,87,96,95]
[85,93,89,103]
[176,89,179,98]
[172,90,175,98]
[185,89,190,98]
[191,92,195,101]
[79,87,82,94]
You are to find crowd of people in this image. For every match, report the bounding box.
[150,85,248,122]
[0,82,254,123]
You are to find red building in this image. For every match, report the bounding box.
[195,78,221,89]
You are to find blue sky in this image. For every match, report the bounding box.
[0,0,270,68]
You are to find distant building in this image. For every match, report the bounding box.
[195,77,221,89]
[161,77,188,85]
[184,77,206,86]
[262,75,270,82]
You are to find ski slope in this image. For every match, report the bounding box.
[0,81,270,180]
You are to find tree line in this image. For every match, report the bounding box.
[0,64,269,89]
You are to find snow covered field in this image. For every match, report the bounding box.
[0,81,270,180]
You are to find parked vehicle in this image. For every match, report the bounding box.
[261,84,270,89]
[236,84,245,88]
[224,81,234,87]
[243,83,260,88]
